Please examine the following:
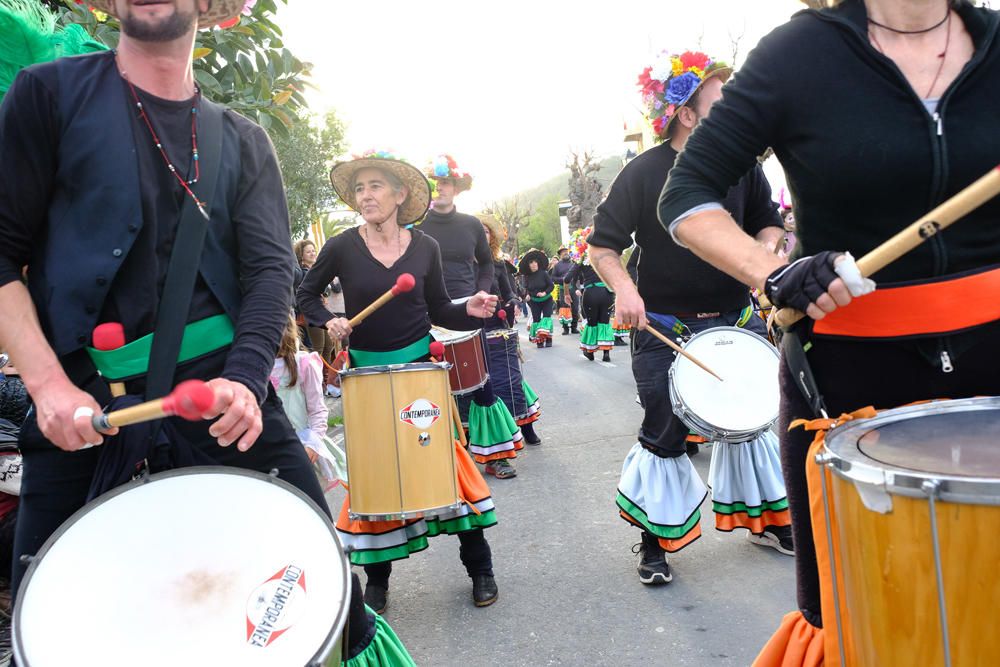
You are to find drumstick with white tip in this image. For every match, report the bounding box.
[91,380,216,433]
[348,273,416,328]
[774,164,1000,329]
[643,323,724,382]
[429,341,468,449]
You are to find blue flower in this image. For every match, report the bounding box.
[665,72,701,105]
[434,164,450,177]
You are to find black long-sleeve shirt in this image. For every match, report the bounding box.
[589,143,780,314]
[0,68,293,402]
[660,0,1000,284]
[418,209,494,298]
[523,270,554,299]
[297,228,475,352]
[565,263,601,289]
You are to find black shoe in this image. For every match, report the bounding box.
[363,584,388,614]
[570,326,579,334]
[747,524,795,556]
[583,350,595,361]
[686,441,700,457]
[614,337,626,346]
[562,325,570,335]
[545,338,552,347]
[602,350,611,362]
[521,423,541,445]
[472,574,498,607]
[536,341,545,349]
[632,542,672,585]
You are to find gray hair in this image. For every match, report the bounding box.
[352,167,406,194]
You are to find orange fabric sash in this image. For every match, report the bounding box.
[813,265,1000,338]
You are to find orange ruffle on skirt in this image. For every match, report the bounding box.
[753,611,825,667]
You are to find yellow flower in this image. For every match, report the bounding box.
[671,57,683,76]
[690,66,704,79]
[93,10,109,22]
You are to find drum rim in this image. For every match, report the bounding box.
[668,326,779,442]
[430,326,482,344]
[12,465,351,666]
[823,396,1000,504]
[341,361,450,377]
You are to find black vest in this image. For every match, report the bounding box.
[26,51,243,357]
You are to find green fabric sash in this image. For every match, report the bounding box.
[530,294,551,302]
[584,282,606,289]
[348,335,430,368]
[86,314,234,381]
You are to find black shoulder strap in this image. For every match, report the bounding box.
[144,99,225,400]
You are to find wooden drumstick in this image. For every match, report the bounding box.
[92,323,127,397]
[643,323,724,382]
[430,341,468,448]
[91,380,216,433]
[347,273,416,328]
[775,165,1000,329]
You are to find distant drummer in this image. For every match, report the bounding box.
[297,151,501,614]
[587,48,791,586]
[419,155,527,476]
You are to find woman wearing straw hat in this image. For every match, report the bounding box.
[297,150,501,614]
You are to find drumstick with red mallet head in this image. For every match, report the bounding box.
[347,273,416,328]
[92,323,127,397]
[429,341,468,449]
[91,379,216,433]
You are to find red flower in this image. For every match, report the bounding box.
[636,66,653,90]
[679,51,710,71]
[652,116,666,135]
[218,15,240,28]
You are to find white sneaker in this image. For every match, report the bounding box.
[325,384,341,398]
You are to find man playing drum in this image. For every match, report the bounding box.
[0,0,333,602]
[588,49,791,586]
[298,151,501,614]
[420,155,529,477]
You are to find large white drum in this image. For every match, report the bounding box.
[13,467,350,667]
[668,326,780,443]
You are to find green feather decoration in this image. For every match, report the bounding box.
[0,0,108,99]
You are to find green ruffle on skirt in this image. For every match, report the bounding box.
[468,398,520,447]
[530,317,553,339]
[579,322,615,348]
[522,380,538,405]
[344,606,416,667]
[426,508,498,535]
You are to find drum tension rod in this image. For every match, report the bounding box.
[922,479,952,667]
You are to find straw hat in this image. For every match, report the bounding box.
[425,154,473,193]
[330,150,431,227]
[637,50,731,141]
[88,0,245,29]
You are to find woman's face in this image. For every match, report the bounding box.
[301,243,317,267]
[528,260,538,272]
[354,167,407,226]
[482,225,491,242]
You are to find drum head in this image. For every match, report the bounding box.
[14,468,349,667]
[671,327,778,436]
[430,326,479,344]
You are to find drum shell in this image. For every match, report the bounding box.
[434,330,488,395]
[827,469,1000,666]
[341,363,460,520]
[484,329,529,420]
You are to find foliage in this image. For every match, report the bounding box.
[483,197,532,260]
[518,194,561,255]
[54,0,312,135]
[321,213,358,241]
[271,110,347,238]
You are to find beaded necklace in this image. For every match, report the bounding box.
[118,58,209,220]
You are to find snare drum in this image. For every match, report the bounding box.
[668,326,779,443]
[430,327,488,395]
[13,468,349,667]
[341,362,461,520]
[820,398,1000,666]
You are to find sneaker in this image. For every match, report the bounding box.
[363,584,388,614]
[472,574,499,607]
[632,542,672,585]
[602,350,611,362]
[484,458,517,479]
[325,384,342,398]
[747,525,795,556]
[583,350,595,361]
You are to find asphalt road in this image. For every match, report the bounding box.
[326,323,796,667]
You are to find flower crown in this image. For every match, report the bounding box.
[425,154,473,193]
[569,226,592,264]
[637,50,729,141]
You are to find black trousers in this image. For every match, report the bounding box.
[12,377,329,598]
[528,297,554,323]
[363,528,493,589]
[780,322,1000,627]
[582,285,613,327]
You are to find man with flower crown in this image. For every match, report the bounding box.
[420,155,533,479]
[588,49,791,585]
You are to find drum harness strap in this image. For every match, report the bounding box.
[781,327,829,419]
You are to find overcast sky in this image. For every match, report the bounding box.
[278,0,805,210]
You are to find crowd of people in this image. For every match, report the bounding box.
[1,0,999,664]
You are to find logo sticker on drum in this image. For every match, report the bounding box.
[399,399,442,429]
[245,564,307,649]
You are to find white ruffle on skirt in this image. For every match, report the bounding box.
[707,430,790,532]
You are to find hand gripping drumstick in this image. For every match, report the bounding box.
[429,341,468,449]
[348,273,416,328]
[775,165,1000,329]
[92,323,127,397]
[91,379,216,433]
[643,323,725,382]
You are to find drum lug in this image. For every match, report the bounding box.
[418,432,431,447]
[268,468,280,478]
